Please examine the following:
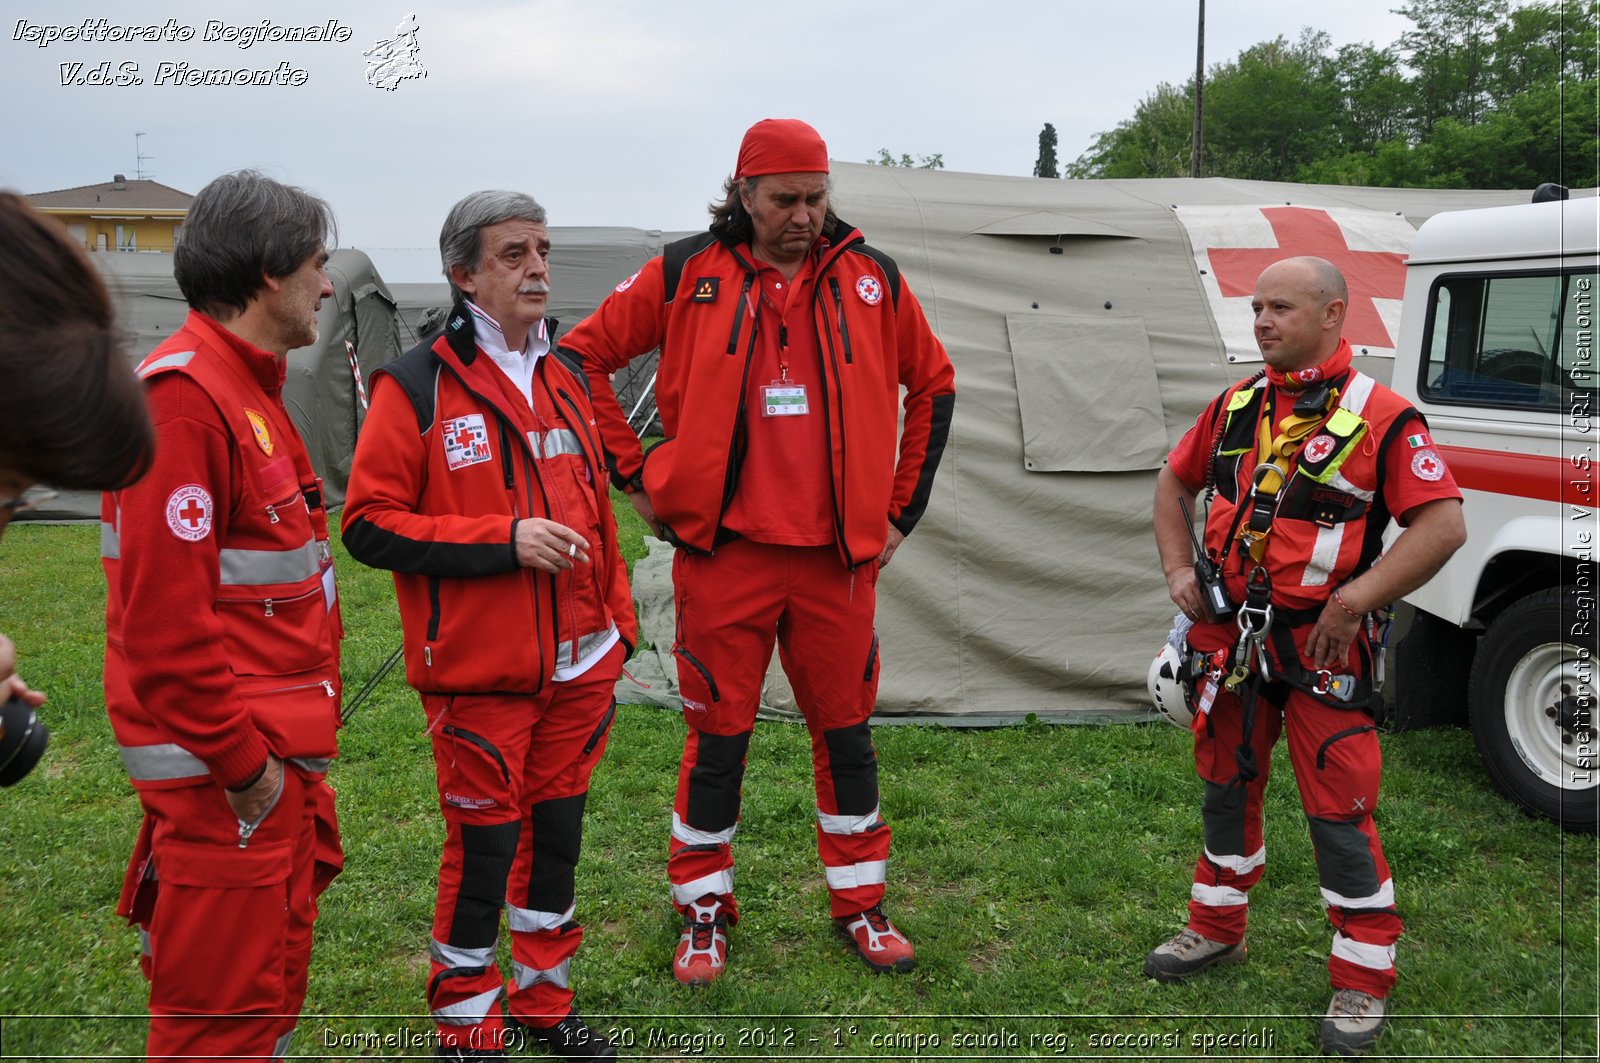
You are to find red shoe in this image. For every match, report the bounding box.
[673,894,729,986]
[834,905,915,973]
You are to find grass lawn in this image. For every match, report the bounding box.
[0,496,1594,1060]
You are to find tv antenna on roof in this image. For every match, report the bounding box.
[135,132,154,181]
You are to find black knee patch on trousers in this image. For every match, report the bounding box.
[686,729,751,831]
[1200,780,1247,860]
[525,793,587,915]
[823,721,879,816]
[1307,815,1382,903]
[451,820,520,948]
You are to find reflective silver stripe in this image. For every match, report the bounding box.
[271,1027,294,1061]
[817,806,881,836]
[511,957,571,990]
[556,628,614,668]
[1340,371,1376,415]
[430,938,497,969]
[119,743,208,781]
[824,860,887,890]
[289,756,332,774]
[1204,845,1266,874]
[671,869,734,905]
[136,351,196,378]
[507,902,574,934]
[1327,469,1376,502]
[1303,523,1346,587]
[1332,931,1396,971]
[1322,878,1395,911]
[1191,882,1249,907]
[431,986,502,1025]
[219,538,321,585]
[671,812,736,847]
[138,927,152,957]
[529,428,583,461]
[101,521,120,559]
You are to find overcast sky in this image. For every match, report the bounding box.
[4,0,1415,263]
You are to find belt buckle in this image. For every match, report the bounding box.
[1313,670,1355,701]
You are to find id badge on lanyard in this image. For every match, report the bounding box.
[763,317,809,417]
[762,382,808,417]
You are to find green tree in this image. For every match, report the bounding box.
[868,149,945,169]
[1033,122,1060,178]
[1395,0,1510,131]
[1067,0,1596,189]
[1065,81,1193,178]
[1201,32,1340,180]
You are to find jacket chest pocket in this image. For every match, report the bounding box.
[217,583,332,677]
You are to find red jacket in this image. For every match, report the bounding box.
[341,308,635,695]
[103,311,343,791]
[560,221,956,565]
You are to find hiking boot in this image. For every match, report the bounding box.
[673,894,729,986]
[1142,927,1246,983]
[834,905,915,973]
[1319,988,1388,1056]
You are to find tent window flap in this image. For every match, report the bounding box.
[1007,314,1167,473]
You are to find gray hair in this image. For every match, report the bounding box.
[174,170,335,318]
[440,190,548,303]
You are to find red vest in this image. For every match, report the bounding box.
[104,314,342,788]
[1203,370,1422,615]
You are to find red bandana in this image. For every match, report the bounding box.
[1265,338,1353,391]
[735,119,829,178]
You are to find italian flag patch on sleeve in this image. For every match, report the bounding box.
[1406,432,1431,448]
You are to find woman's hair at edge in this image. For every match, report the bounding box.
[0,191,155,491]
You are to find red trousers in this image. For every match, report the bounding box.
[422,642,622,1048]
[119,765,342,1062]
[1184,621,1401,997]
[668,540,890,920]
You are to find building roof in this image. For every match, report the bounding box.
[26,176,193,212]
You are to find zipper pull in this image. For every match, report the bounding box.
[425,646,433,667]
[237,820,256,848]
[264,599,275,617]
[321,680,335,697]
[265,504,279,524]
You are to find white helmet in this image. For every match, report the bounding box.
[1147,642,1193,728]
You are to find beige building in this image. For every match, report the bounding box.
[26,175,193,253]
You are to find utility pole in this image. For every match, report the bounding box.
[135,132,154,181]
[1190,0,1205,179]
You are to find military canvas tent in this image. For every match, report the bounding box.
[38,228,691,520]
[35,248,404,519]
[619,162,1551,724]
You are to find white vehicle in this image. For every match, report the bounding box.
[1390,189,1598,831]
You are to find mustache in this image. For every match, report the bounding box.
[519,281,551,295]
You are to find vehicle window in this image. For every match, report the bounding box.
[1421,270,1598,410]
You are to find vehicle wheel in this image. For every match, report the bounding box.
[1389,603,1472,732]
[1469,588,1599,832]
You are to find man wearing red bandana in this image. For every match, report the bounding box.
[560,118,955,986]
[1148,258,1465,1057]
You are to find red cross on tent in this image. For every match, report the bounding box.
[1206,207,1408,348]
